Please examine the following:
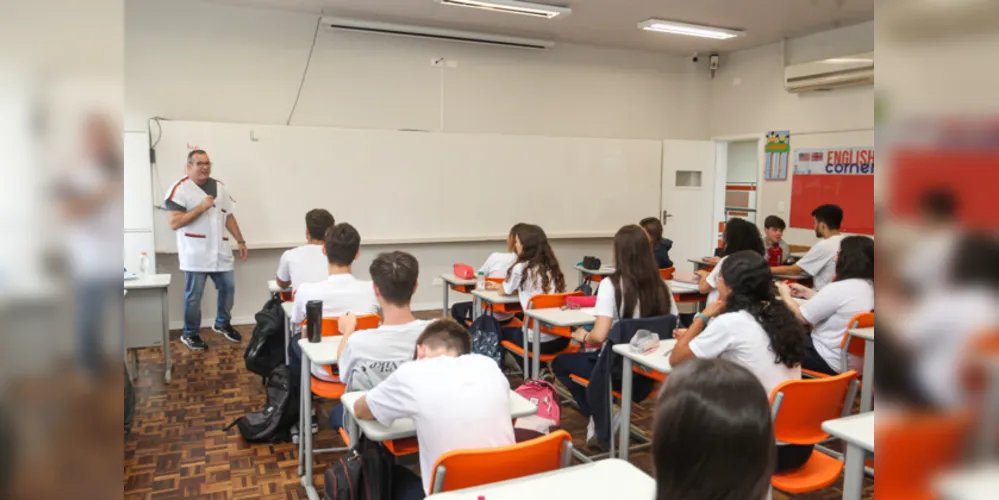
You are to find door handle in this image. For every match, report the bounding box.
[662,210,673,224]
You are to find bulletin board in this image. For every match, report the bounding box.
[790,144,875,235]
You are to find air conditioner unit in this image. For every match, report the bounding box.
[784,52,874,92]
[322,17,555,50]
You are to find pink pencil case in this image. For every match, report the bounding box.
[565,296,597,308]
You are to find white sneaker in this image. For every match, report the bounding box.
[586,417,596,441]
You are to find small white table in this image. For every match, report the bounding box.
[688,257,717,272]
[297,336,344,500]
[282,301,295,365]
[470,289,520,321]
[267,279,290,295]
[341,389,538,442]
[612,340,676,460]
[849,327,875,412]
[440,273,476,318]
[822,413,875,500]
[936,464,999,500]
[123,274,172,383]
[522,307,597,378]
[774,272,812,282]
[574,264,614,287]
[426,458,654,499]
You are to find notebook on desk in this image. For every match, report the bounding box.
[124,268,138,281]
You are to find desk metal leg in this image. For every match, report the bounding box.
[860,339,874,412]
[472,296,481,322]
[301,352,320,500]
[284,313,292,366]
[578,269,584,288]
[298,352,307,477]
[619,357,633,460]
[531,321,542,379]
[842,443,864,500]
[161,290,172,384]
[442,285,449,318]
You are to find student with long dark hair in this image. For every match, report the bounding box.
[779,235,875,375]
[486,224,570,355]
[671,250,810,472]
[654,358,775,500]
[551,225,678,446]
[450,222,526,325]
[698,218,765,304]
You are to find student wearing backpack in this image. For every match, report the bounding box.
[353,318,516,500]
[551,225,678,448]
[485,224,570,355]
[330,251,428,431]
[698,218,765,305]
[286,223,379,382]
[670,250,811,473]
[653,358,775,500]
[450,223,526,325]
[275,209,336,292]
[640,217,674,269]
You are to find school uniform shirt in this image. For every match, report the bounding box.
[61,159,122,280]
[689,310,802,396]
[800,278,874,373]
[704,256,727,305]
[795,235,845,291]
[363,354,516,494]
[901,229,957,291]
[339,320,429,391]
[593,277,679,320]
[480,252,518,321]
[276,244,329,291]
[503,262,559,343]
[164,176,237,273]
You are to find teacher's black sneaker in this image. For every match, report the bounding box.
[213,324,242,344]
[181,335,207,352]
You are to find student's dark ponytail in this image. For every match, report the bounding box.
[720,251,807,368]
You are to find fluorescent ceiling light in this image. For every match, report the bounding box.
[436,0,572,19]
[638,19,744,40]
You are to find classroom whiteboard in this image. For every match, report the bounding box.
[152,121,663,252]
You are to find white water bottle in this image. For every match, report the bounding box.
[139,252,151,275]
[476,272,486,290]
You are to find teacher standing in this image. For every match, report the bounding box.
[164,150,248,352]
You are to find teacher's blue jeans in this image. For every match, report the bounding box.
[183,271,235,338]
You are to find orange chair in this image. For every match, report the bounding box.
[300,314,382,399]
[802,312,874,380]
[429,430,573,494]
[770,371,860,494]
[659,267,676,280]
[501,292,583,376]
[876,412,975,500]
[337,428,419,457]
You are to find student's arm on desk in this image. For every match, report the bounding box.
[574,316,612,344]
[697,269,713,294]
[771,263,804,276]
[354,395,375,421]
[336,312,358,360]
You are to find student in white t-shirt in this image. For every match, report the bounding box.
[275,209,335,291]
[772,204,845,290]
[699,218,765,305]
[353,319,516,499]
[450,223,526,324]
[900,189,959,292]
[330,250,428,432]
[670,250,811,474]
[486,224,570,355]
[551,225,678,449]
[779,235,875,376]
[287,222,379,382]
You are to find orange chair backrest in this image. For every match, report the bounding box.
[527,292,584,336]
[960,328,999,396]
[301,314,382,337]
[659,267,676,280]
[770,370,858,445]
[485,276,504,285]
[430,430,571,493]
[840,312,874,358]
[876,412,974,500]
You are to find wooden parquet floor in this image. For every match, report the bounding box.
[123,316,874,499]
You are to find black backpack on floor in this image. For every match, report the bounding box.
[324,437,394,500]
[244,296,287,380]
[469,305,504,367]
[225,364,299,443]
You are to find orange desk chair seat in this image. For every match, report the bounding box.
[876,411,975,500]
[659,267,676,280]
[501,292,583,371]
[769,370,860,494]
[301,314,382,398]
[337,428,419,457]
[429,430,573,494]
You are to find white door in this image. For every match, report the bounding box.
[660,140,718,272]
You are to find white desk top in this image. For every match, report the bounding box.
[574,264,615,276]
[821,413,875,452]
[525,307,597,327]
[268,279,290,294]
[123,274,171,289]
[612,340,677,374]
[440,273,476,286]
[774,273,811,280]
[427,459,654,499]
[341,390,537,442]
[667,280,702,295]
[298,336,344,365]
[281,301,294,317]
[471,289,521,304]
[850,327,875,341]
[936,464,999,500]
[688,258,717,266]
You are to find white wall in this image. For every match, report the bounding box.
[709,21,875,245]
[125,0,710,326]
